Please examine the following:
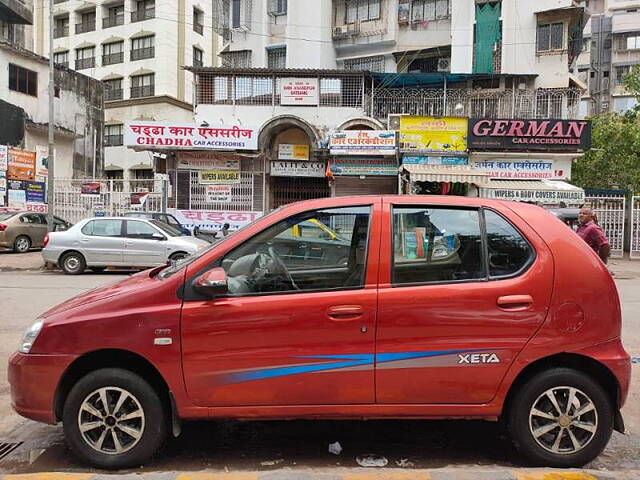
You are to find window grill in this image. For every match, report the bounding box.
[343,55,385,72]
[220,50,252,67]
[267,47,286,69]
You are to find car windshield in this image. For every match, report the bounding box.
[0,213,17,221]
[150,220,182,237]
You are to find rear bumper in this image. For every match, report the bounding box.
[8,351,77,424]
[42,247,61,265]
[572,338,632,407]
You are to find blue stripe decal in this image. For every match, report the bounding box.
[222,350,487,385]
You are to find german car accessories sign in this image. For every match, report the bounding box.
[468,119,591,151]
[125,121,258,150]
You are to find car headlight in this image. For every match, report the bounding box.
[20,319,44,354]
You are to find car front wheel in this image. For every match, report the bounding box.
[508,367,613,468]
[63,368,167,469]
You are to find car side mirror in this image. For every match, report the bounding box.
[194,267,228,297]
[151,233,166,241]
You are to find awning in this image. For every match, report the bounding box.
[103,164,124,171]
[402,164,489,185]
[479,179,585,205]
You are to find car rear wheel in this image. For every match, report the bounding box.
[13,235,31,253]
[61,252,86,275]
[63,368,167,469]
[169,252,188,262]
[508,367,613,468]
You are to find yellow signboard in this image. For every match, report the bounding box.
[278,144,310,161]
[199,170,241,184]
[399,117,468,154]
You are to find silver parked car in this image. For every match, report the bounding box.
[43,217,210,274]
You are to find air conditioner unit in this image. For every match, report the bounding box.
[388,114,404,130]
[333,25,349,38]
[437,57,451,72]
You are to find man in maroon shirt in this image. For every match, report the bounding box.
[577,207,611,264]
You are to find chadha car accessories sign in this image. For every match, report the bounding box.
[468,119,591,151]
[329,131,396,155]
[125,122,258,150]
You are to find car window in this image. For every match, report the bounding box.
[20,214,42,224]
[484,209,534,278]
[150,220,181,237]
[165,215,181,228]
[220,206,371,295]
[81,219,123,237]
[126,220,162,239]
[392,207,484,285]
[0,213,16,221]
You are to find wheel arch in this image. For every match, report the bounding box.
[502,353,622,429]
[54,349,171,423]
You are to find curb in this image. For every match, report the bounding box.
[2,470,640,480]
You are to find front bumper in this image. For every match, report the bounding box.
[8,351,77,424]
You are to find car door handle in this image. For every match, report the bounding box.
[327,305,363,321]
[497,295,533,311]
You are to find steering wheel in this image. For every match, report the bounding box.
[268,247,299,290]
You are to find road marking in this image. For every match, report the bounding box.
[3,475,95,480]
[514,472,597,480]
[176,474,258,480]
[345,473,430,480]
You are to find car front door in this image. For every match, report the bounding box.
[79,219,125,264]
[181,203,381,407]
[124,220,167,266]
[375,200,553,404]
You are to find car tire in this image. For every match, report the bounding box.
[507,367,613,468]
[169,252,188,262]
[62,368,167,470]
[90,267,106,273]
[13,235,31,253]
[61,252,87,275]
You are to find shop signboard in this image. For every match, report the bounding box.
[205,185,232,203]
[399,117,468,154]
[482,186,585,205]
[468,119,592,151]
[329,158,399,176]
[168,209,262,232]
[278,144,310,161]
[35,145,49,178]
[280,78,319,106]
[270,161,326,178]
[7,148,36,181]
[25,181,46,203]
[125,122,258,150]
[471,158,572,180]
[199,170,241,184]
[329,131,397,156]
[130,192,150,208]
[81,182,102,197]
[0,171,6,196]
[0,145,8,171]
[8,189,26,209]
[403,156,468,165]
[177,152,240,170]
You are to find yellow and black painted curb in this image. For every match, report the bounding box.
[2,470,640,480]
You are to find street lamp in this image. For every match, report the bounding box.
[47,0,55,230]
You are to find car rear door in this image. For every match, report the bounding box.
[19,213,46,246]
[79,219,125,264]
[375,198,553,404]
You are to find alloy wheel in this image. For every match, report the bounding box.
[529,386,598,455]
[77,387,145,455]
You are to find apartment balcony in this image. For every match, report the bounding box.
[131,85,154,98]
[103,14,124,28]
[53,26,68,38]
[102,52,124,66]
[55,61,69,68]
[75,21,95,34]
[131,8,154,22]
[0,0,33,24]
[131,47,154,61]
[104,88,123,101]
[75,58,95,70]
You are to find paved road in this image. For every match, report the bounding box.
[0,268,637,475]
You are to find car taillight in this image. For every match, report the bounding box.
[43,233,49,247]
[0,224,6,231]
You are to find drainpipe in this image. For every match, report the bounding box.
[443,76,448,114]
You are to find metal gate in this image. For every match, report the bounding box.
[584,196,626,259]
[632,196,640,259]
[53,179,165,225]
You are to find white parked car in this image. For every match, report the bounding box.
[43,217,210,274]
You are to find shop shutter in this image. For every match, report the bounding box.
[334,177,398,197]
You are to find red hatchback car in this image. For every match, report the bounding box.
[9,196,630,469]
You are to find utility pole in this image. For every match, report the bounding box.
[47,0,55,230]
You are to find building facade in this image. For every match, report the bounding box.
[32,0,219,180]
[576,0,640,114]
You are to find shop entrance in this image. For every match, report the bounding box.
[271,176,331,209]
